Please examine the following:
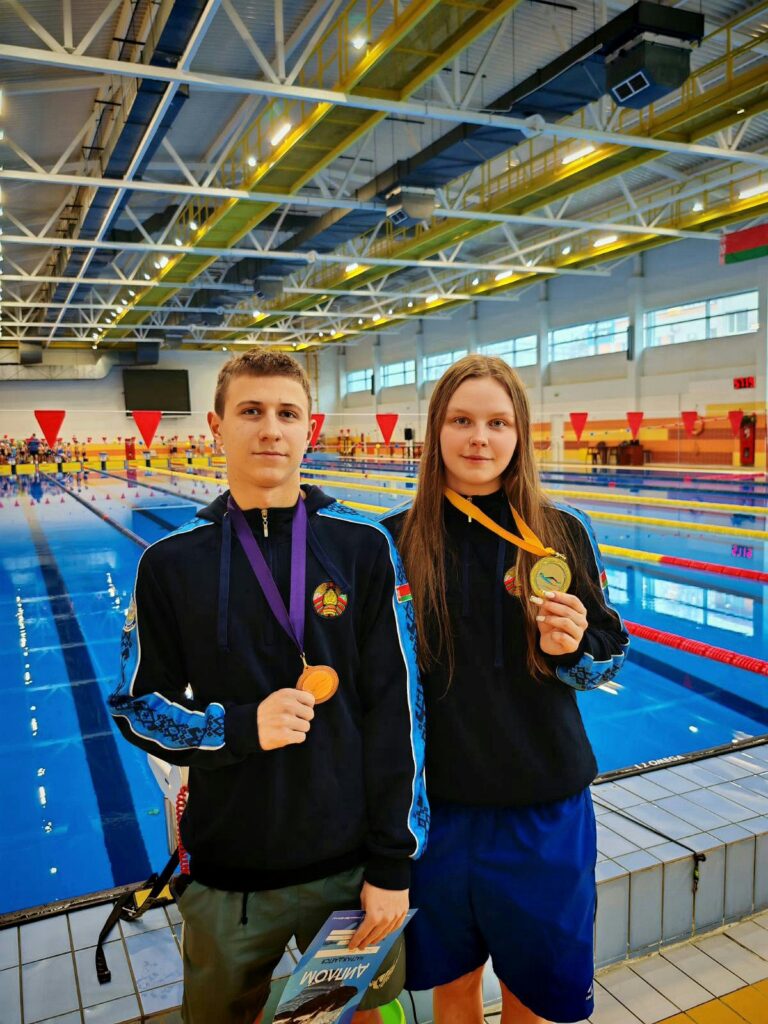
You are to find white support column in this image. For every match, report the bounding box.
[414,321,425,435]
[372,337,382,416]
[467,301,479,353]
[536,281,550,408]
[628,252,645,412]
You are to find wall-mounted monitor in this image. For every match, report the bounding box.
[123,369,191,414]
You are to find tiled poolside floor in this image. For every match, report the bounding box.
[2,743,767,1023]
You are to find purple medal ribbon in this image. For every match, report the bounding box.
[227,494,307,661]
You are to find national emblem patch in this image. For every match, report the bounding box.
[312,581,348,618]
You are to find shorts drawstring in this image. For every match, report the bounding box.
[240,891,249,926]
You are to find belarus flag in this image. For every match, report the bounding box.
[720,223,768,265]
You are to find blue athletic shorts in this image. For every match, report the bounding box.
[405,788,597,1023]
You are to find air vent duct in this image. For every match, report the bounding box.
[607,35,694,108]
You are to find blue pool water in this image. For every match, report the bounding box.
[0,463,765,915]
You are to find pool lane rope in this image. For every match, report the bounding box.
[546,487,768,518]
[303,468,768,518]
[128,469,767,581]
[625,620,768,676]
[176,786,190,875]
[600,544,768,584]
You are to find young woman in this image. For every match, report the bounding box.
[381,355,629,1024]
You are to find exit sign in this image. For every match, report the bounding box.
[733,376,755,390]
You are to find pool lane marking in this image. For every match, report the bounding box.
[21,498,152,886]
[627,645,768,727]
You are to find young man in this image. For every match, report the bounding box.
[109,350,428,1024]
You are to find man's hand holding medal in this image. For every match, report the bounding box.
[256,688,316,751]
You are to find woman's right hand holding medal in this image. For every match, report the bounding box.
[257,689,316,750]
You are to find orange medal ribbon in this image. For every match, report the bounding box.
[444,488,572,596]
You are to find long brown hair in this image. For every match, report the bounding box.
[399,354,600,681]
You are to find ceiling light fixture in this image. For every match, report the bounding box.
[739,182,768,199]
[271,122,291,147]
[561,144,595,165]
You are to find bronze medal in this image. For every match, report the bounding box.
[530,554,572,597]
[296,664,339,704]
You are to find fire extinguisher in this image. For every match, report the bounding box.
[739,414,757,467]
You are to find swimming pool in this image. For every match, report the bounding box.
[0,462,765,915]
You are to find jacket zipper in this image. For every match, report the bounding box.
[261,509,269,538]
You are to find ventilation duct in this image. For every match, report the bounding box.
[385,186,437,226]
[264,2,703,265]
[607,35,695,108]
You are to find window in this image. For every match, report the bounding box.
[604,568,629,606]
[346,369,371,394]
[642,578,754,637]
[480,335,537,367]
[646,290,758,348]
[549,317,629,361]
[423,349,468,381]
[381,360,416,388]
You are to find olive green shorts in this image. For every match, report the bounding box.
[174,866,405,1024]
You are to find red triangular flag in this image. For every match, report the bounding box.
[626,411,644,439]
[681,411,699,437]
[309,413,325,448]
[132,410,162,448]
[569,412,589,442]
[376,413,399,444]
[34,410,66,448]
[728,410,744,437]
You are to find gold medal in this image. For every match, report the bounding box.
[530,554,572,597]
[296,664,339,704]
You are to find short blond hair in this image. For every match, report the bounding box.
[214,350,312,416]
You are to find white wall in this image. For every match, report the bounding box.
[2,239,763,447]
[318,239,768,441]
[0,349,232,441]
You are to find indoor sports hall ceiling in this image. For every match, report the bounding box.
[1,0,768,357]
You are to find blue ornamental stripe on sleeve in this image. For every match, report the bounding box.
[318,502,429,856]
[109,518,227,751]
[553,504,630,692]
